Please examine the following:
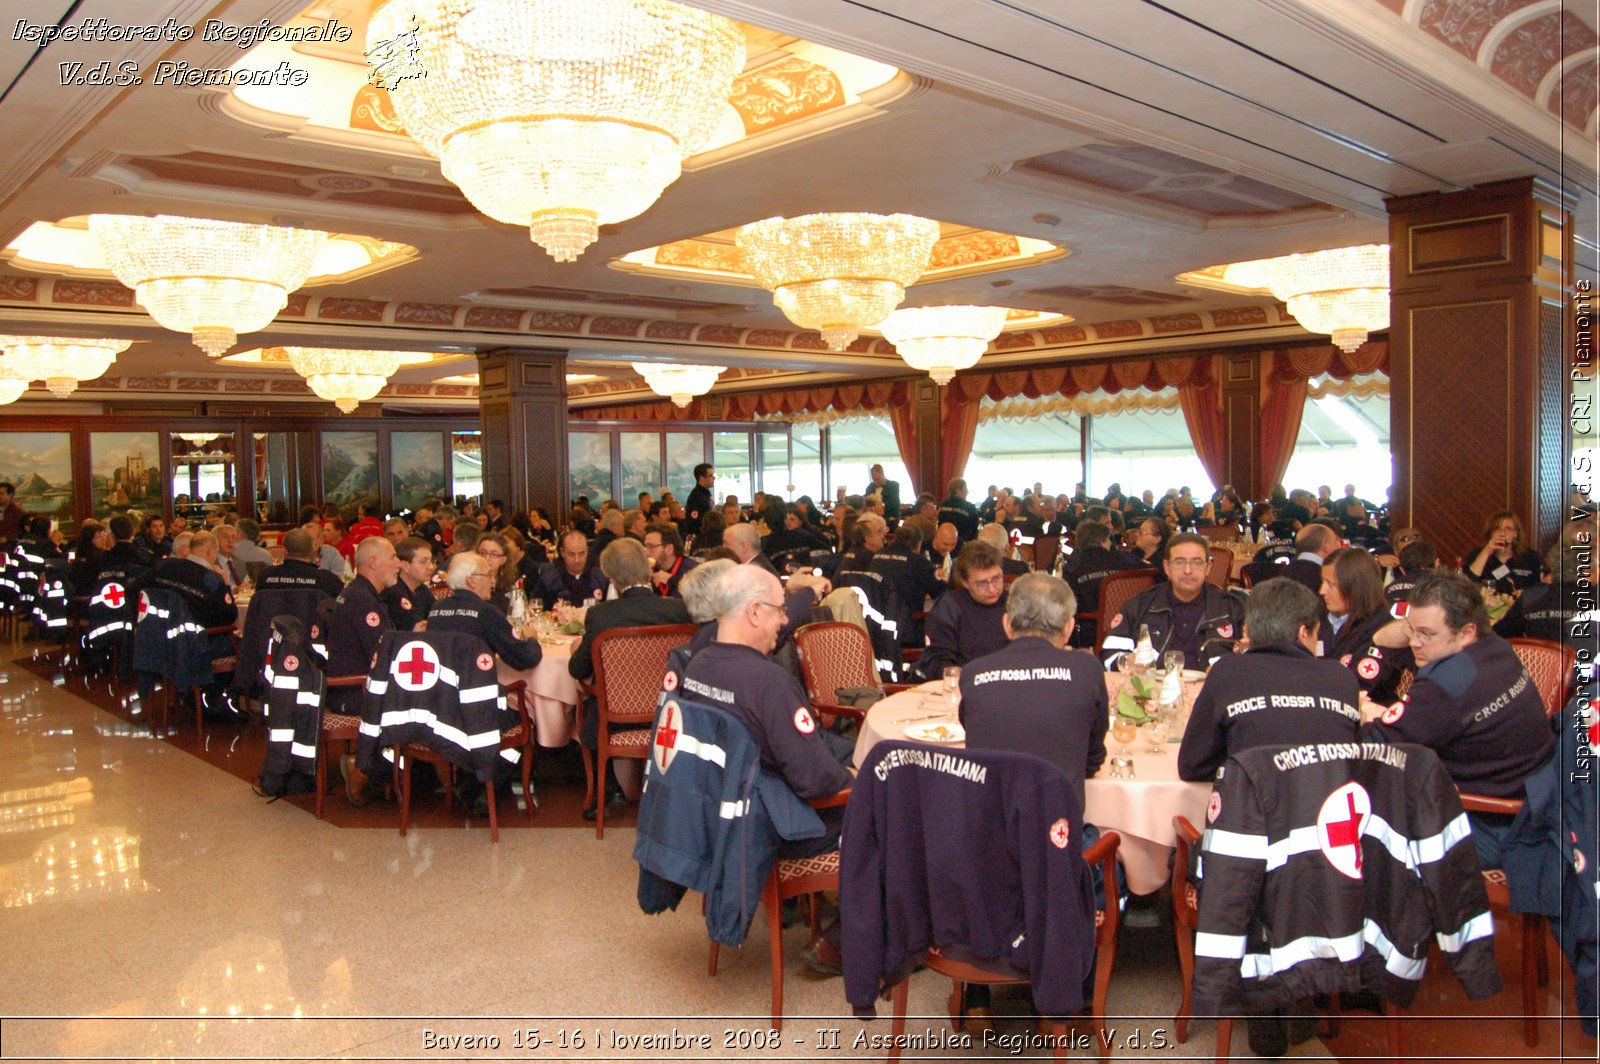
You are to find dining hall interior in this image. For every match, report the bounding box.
[0,0,1595,1059]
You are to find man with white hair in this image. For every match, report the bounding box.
[214,523,244,588]
[170,531,193,560]
[724,521,779,575]
[232,518,274,570]
[304,520,345,576]
[976,522,1030,577]
[427,551,541,671]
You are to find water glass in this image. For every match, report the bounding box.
[1164,650,1186,676]
[1143,711,1173,754]
[942,666,961,710]
[1110,715,1137,755]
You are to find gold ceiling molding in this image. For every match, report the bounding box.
[615,224,1066,287]
[0,271,1291,360]
[1,219,417,286]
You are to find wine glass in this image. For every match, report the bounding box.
[1110,715,1138,756]
[942,666,961,711]
[1143,708,1173,754]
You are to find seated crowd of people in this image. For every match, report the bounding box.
[0,466,1593,1051]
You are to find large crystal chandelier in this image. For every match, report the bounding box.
[1232,244,1389,353]
[282,347,404,413]
[632,362,723,407]
[369,0,744,263]
[737,213,939,351]
[880,305,1009,384]
[88,215,330,357]
[0,335,132,397]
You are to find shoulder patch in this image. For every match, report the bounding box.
[662,671,679,692]
[366,611,381,627]
[1380,702,1405,724]
[793,707,816,735]
[1109,613,1123,631]
[400,597,412,611]
[1357,657,1381,681]
[476,653,494,671]
[1048,818,1070,849]
[282,654,298,672]
[1339,653,1353,667]
[1207,791,1222,824]
[1217,623,1234,639]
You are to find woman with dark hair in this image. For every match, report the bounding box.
[794,495,826,527]
[476,532,514,613]
[1319,546,1408,703]
[69,522,111,593]
[693,510,726,552]
[1464,510,1541,593]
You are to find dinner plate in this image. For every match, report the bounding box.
[904,721,965,744]
[1182,669,1207,682]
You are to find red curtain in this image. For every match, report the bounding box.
[939,377,987,488]
[1178,369,1227,491]
[1258,371,1308,498]
[887,402,921,496]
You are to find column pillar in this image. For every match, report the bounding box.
[476,347,569,517]
[912,380,941,499]
[1387,177,1575,562]
[1218,353,1263,499]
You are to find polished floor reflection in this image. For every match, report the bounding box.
[0,644,1591,1060]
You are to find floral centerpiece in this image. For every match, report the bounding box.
[1115,673,1157,724]
[551,601,590,635]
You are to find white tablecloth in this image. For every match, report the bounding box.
[855,671,1213,894]
[498,635,582,748]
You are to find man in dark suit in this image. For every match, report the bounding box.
[683,462,716,538]
[569,538,692,819]
[867,463,901,519]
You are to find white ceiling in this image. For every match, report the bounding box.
[0,0,1592,411]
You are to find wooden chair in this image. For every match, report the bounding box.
[1204,546,1233,589]
[587,623,698,838]
[395,679,536,843]
[794,621,913,723]
[1458,790,1550,1046]
[710,789,851,1032]
[1174,815,1406,1061]
[314,675,366,820]
[1088,568,1158,659]
[889,832,1123,1060]
[267,545,287,564]
[1033,533,1061,573]
[1508,637,1577,717]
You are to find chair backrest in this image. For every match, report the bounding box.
[1033,533,1061,573]
[1014,540,1035,568]
[267,545,287,564]
[794,620,878,704]
[1196,523,1241,543]
[1205,546,1234,589]
[1393,666,1416,700]
[1508,637,1576,717]
[1093,569,1158,656]
[593,623,698,724]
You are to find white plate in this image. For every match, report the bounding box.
[1182,669,1207,682]
[905,721,965,744]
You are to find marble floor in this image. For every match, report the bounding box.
[0,641,1591,1062]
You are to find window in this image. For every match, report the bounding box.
[450,431,482,504]
[1087,403,1213,498]
[757,430,791,496]
[825,416,907,500]
[965,414,1082,499]
[1280,378,1391,502]
[790,422,824,502]
[713,431,752,504]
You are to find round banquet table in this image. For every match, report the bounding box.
[854,671,1212,895]
[498,634,582,748]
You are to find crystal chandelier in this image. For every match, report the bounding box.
[88,215,330,357]
[282,347,404,413]
[632,362,724,407]
[0,335,131,397]
[0,365,26,405]
[370,0,744,263]
[736,212,939,350]
[1234,244,1389,353]
[174,432,222,447]
[880,305,1009,385]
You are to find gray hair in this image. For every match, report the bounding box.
[444,550,481,591]
[236,518,260,541]
[1243,577,1322,646]
[1005,573,1076,638]
[600,537,651,589]
[977,523,1010,552]
[711,563,779,622]
[724,522,761,556]
[679,558,735,623]
[171,531,193,558]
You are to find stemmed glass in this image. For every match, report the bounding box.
[1143,707,1173,753]
[1110,714,1138,756]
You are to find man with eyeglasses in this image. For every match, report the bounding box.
[381,536,436,630]
[1101,532,1245,670]
[682,563,853,971]
[1361,570,1553,868]
[643,521,696,597]
[426,551,540,672]
[913,540,1011,681]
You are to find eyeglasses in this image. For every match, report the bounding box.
[968,574,1005,590]
[1167,557,1209,569]
[1403,622,1452,643]
[754,600,786,614]
[478,549,505,559]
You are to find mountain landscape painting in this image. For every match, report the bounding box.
[390,432,445,513]
[321,432,380,509]
[568,433,612,506]
[0,432,73,524]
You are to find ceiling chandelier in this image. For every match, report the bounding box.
[1233,243,1389,353]
[281,347,404,413]
[736,212,939,351]
[369,0,745,263]
[632,362,724,407]
[88,215,330,357]
[174,432,223,447]
[0,335,132,397]
[880,305,1009,385]
[0,365,26,405]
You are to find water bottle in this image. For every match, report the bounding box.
[509,586,527,622]
[1132,624,1157,674]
